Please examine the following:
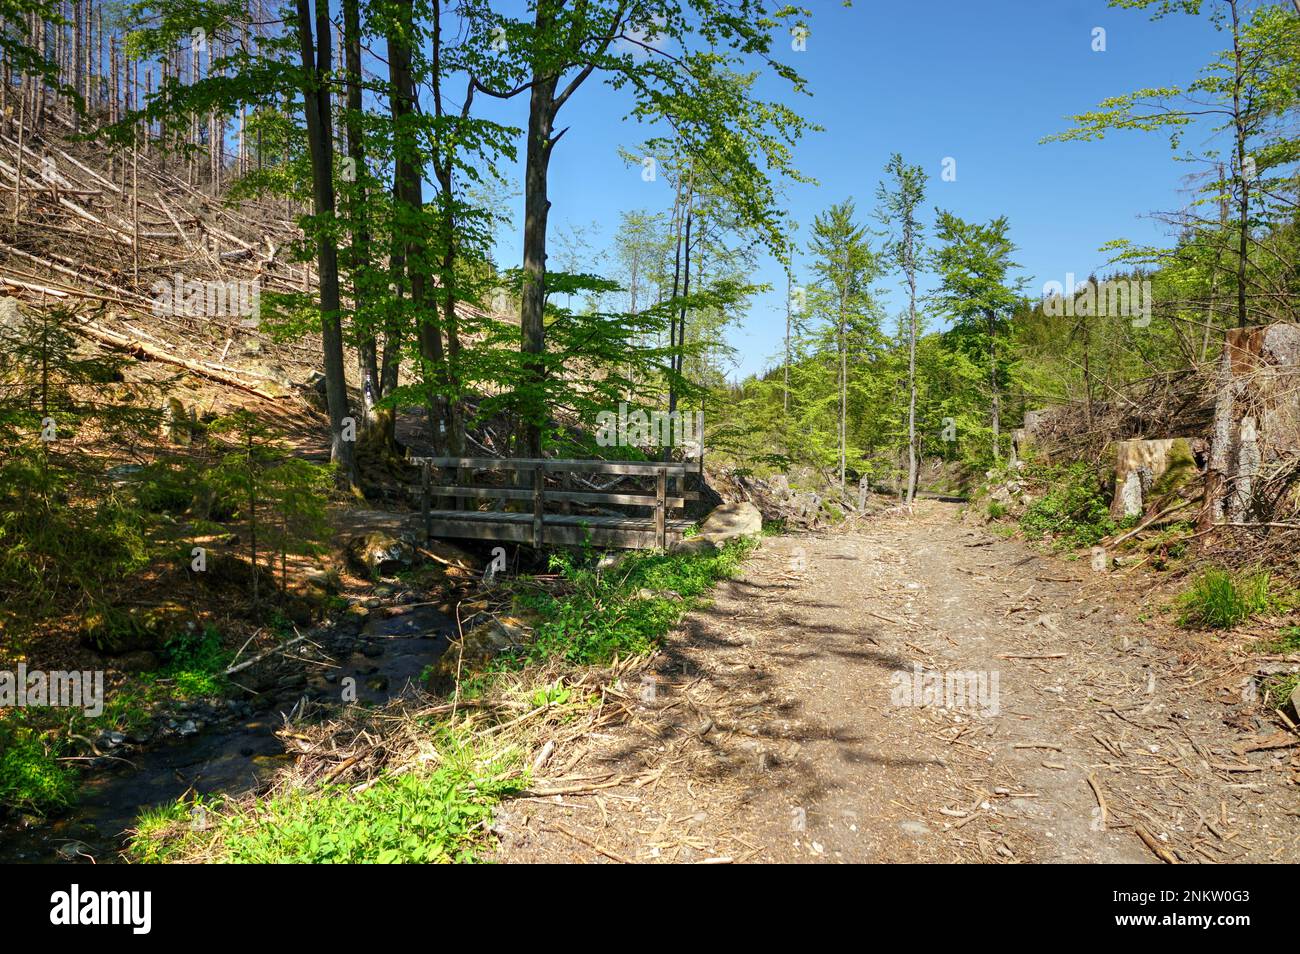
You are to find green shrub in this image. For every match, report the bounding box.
[158,624,229,698]
[986,501,1007,520]
[1177,569,1271,629]
[1019,462,1115,549]
[0,719,77,814]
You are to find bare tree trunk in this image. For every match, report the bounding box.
[1230,0,1249,329]
[518,68,560,459]
[988,310,1001,462]
[387,0,446,454]
[905,225,919,504]
[295,0,357,486]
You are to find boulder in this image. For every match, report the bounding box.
[161,396,193,445]
[81,602,199,655]
[421,538,483,574]
[697,501,762,542]
[673,501,763,554]
[347,531,414,577]
[426,616,531,692]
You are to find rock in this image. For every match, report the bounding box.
[899,820,931,837]
[596,551,628,572]
[161,396,193,445]
[97,730,127,749]
[1290,683,1300,721]
[0,295,22,333]
[112,650,161,673]
[425,616,531,691]
[672,501,762,553]
[347,531,414,577]
[81,602,199,655]
[177,720,199,737]
[106,463,144,485]
[56,841,93,861]
[305,567,341,593]
[420,539,483,574]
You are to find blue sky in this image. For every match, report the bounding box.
[473,0,1226,381]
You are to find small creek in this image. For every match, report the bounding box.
[0,603,457,863]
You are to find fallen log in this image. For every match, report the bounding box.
[72,313,288,401]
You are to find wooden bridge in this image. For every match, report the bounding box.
[411,456,702,550]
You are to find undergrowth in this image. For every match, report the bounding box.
[130,736,519,864]
[1177,568,1273,629]
[515,537,758,665]
[0,715,77,814]
[127,536,759,863]
[1018,462,1116,549]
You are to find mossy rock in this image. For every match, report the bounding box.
[425,617,531,693]
[81,602,200,655]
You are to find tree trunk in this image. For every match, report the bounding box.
[295,0,357,486]
[388,1,447,454]
[988,310,1001,461]
[1230,0,1249,330]
[905,227,918,504]
[518,70,559,459]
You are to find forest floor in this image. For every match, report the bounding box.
[494,500,1300,864]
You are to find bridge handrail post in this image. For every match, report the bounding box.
[532,464,545,549]
[655,465,667,549]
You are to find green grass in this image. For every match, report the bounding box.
[1253,624,1300,656]
[157,624,230,698]
[1177,568,1272,629]
[986,501,1007,520]
[1262,673,1299,711]
[515,537,758,665]
[0,718,77,814]
[130,736,519,863]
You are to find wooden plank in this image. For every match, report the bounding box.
[424,510,692,529]
[421,484,693,508]
[655,466,667,549]
[424,511,692,550]
[411,456,694,478]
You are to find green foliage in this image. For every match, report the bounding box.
[1018,463,1116,549]
[0,304,162,630]
[134,739,519,864]
[1256,625,1300,655]
[1177,568,1272,629]
[515,538,757,666]
[0,716,77,814]
[205,411,333,605]
[159,624,230,698]
[529,680,574,709]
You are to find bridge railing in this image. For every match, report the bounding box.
[408,456,701,549]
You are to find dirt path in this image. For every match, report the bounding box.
[495,501,1300,864]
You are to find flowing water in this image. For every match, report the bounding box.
[0,603,457,863]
